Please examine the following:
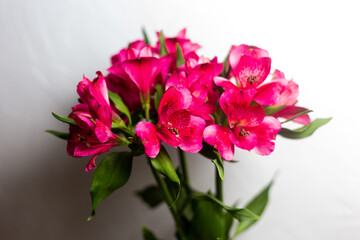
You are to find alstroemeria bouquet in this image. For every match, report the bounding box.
[47,29,331,240]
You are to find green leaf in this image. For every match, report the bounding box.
[136,185,164,208]
[88,152,133,220]
[192,193,260,222]
[154,83,163,112]
[279,117,332,139]
[159,31,168,56]
[149,146,180,185]
[212,151,224,180]
[176,43,185,67]
[190,199,225,240]
[142,27,150,45]
[108,90,132,127]
[142,226,159,240]
[263,105,286,116]
[45,130,69,140]
[234,180,273,236]
[51,112,77,126]
[281,109,313,124]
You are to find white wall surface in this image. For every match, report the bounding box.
[1,0,359,239]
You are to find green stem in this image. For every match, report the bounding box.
[215,166,223,201]
[178,149,191,194]
[147,159,186,240]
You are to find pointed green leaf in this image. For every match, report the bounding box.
[108,90,132,127]
[45,130,69,140]
[150,146,180,184]
[159,31,168,56]
[263,105,286,116]
[142,27,150,45]
[279,117,332,139]
[281,109,313,124]
[136,185,164,208]
[154,83,163,112]
[142,226,159,240]
[234,180,273,236]
[212,151,224,180]
[142,227,158,240]
[176,43,185,68]
[52,112,77,126]
[192,193,260,222]
[88,152,133,220]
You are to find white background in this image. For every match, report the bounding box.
[1,0,360,239]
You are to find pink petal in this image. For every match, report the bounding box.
[228,104,265,128]
[89,71,110,106]
[77,75,91,103]
[95,120,118,143]
[168,109,191,129]
[272,69,285,80]
[229,45,269,70]
[85,155,97,172]
[254,81,282,105]
[135,121,161,158]
[251,116,281,155]
[229,127,258,151]
[88,100,113,128]
[178,115,206,153]
[157,125,181,147]
[273,105,311,125]
[236,55,271,89]
[219,88,257,115]
[274,79,299,106]
[158,87,192,124]
[203,125,234,161]
[214,76,238,91]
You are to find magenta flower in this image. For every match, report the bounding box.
[270,70,311,125]
[136,87,206,158]
[204,89,281,160]
[108,56,171,110]
[67,73,126,171]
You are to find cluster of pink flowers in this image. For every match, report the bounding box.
[66,29,311,170]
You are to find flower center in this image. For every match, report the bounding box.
[168,127,179,137]
[239,128,250,137]
[247,76,258,85]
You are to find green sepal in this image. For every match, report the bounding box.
[154,83,163,112]
[212,151,224,180]
[136,185,164,208]
[234,180,273,236]
[142,27,150,45]
[263,105,286,116]
[192,193,260,222]
[279,117,332,139]
[51,112,77,126]
[159,31,169,56]
[142,226,159,240]
[88,152,133,220]
[176,43,185,68]
[45,130,69,140]
[281,109,313,124]
[108,90,132,128]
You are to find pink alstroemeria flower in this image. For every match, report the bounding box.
[67,72,125,171]
[215,45,283,106]
[270,70,311,125]
[204,89,281,160]
[136,87,206,158]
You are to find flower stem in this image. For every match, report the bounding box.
[178,149,191,194]
[147,159,186,239]
[215,166,223,201]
